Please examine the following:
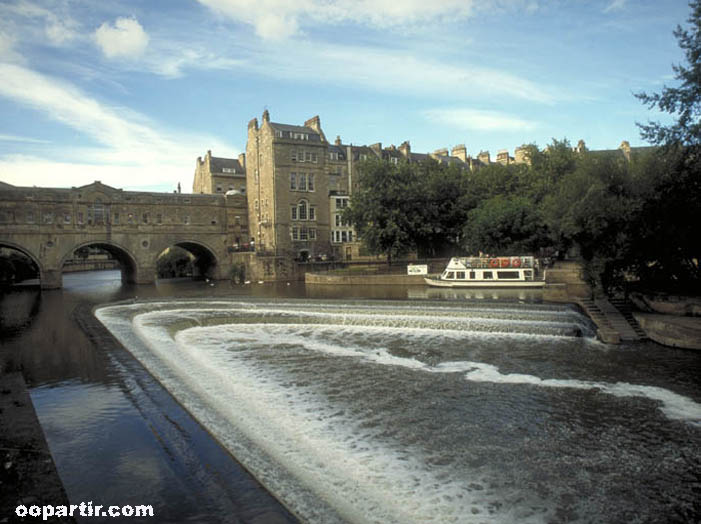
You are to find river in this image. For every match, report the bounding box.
[2,270,701,523]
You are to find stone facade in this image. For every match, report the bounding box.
[0,181,248,288]
[193,150,246,195]
[246,111,335,260]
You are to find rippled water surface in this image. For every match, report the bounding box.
[95,298,701,523]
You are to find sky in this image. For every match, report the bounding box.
[0,0,691,192]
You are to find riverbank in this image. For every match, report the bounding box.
[0,370,74,523]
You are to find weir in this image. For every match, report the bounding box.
[95,298,701,524]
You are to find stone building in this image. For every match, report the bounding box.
[246,111,339,260]
[193,150,246,195]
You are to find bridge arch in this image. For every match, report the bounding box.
[0,241,42,285]
[61,240,139,284]
[154,240,219,280]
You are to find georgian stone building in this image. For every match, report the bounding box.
[194,110,535,261]
[196,111,644,265]
[193,150,246,195]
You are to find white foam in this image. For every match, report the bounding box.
[463,362,701,426]
[94,299,701,524]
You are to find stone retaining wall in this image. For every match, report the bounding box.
[305,273,426,285]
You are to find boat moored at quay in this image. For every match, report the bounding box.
[425,256,546,288]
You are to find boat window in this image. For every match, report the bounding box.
[446,272,455,279]
[469,271,476,279]
[483,271,493,279]
[456,271,465,280]
[497,271,520,279]
[524,270,533,280]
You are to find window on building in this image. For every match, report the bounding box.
[142,213,149,224]
[297,150,305,163]
[291,206,297,220]
[216,185,223,192]
[298,174,307,191]
[113,213,119,224]
[348,231,353,242]
[311,153,318,163]
[275,130,283,138]
[291,227,299,240]
[184,216,190,225]
[26,211,34,223]
[223,168,237,173]
[64,213,71,224]
[308,174,314,191]
[156,214,162,224]
[335,214,340,227]
[300,227,308,240]
[309,206,315,220]
[43,213,53,224]
[290,173,297,190]
[128,213,134,224]
[291,150,297,162]
[305,151,312,162]
[309,228,316,240]
[93,199,104,225]
[254,199,259,210]
[77,212,84,224]
[298,200,307,220]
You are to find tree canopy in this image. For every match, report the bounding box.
[636,0,701,145]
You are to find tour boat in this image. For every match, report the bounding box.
[424,256,546,288]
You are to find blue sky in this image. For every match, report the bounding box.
[0,0,690,192]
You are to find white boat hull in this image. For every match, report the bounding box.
[424,277,546,288]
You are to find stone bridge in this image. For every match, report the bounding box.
[0,181,249,289]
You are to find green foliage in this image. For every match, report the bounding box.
[626,147,701,293]
[344,158,417,262]
[636,1,701,146]
[463,196,548,255]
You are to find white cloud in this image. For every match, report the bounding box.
[423,108,538,132]
[248,40,558,104]
[0,63,237,190]
[195,0,528,40]
[603,0,626,13]
[0,156,187,191]
[0,134,50,144]
[94,17,149,59]
[0,1,79,45]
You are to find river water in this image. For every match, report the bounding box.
[2,270,701,523]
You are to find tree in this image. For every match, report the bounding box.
[636,1,701,145]
[344,158,418,263]
[462,195,548,255]
[411,161,470,257]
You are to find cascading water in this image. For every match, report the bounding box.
[96,298,701,523]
